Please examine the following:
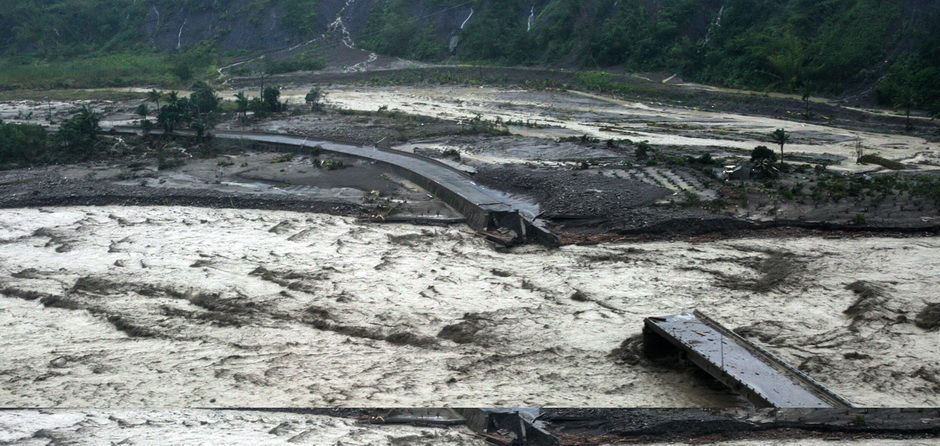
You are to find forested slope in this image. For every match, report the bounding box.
[359,0,940,113]
[0,0,937,113]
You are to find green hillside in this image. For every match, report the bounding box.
[358,0,940,114]
[1,0,937,114]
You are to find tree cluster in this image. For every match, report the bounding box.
[0,107,102,168]
[142,82,220,135]
[233,87,286,120]
[354,0,939,115]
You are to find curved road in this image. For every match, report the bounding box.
[110,126,557,246]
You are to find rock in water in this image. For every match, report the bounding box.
[915,303,940,330]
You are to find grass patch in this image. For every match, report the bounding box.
[0,89,148,102]
[575,71,636,96]
[265,51,326,74]
[0,53,180,89]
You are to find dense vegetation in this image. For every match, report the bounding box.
[264,50,326,74]
[356,0,940,115]
[358,0,454,61]
[0,0,320,56]
[0,0,319,88]
[0,121,48,167]
[0,108,102,168]
[1,0,937,114]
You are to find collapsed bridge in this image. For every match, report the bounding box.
[645,311,855,409]
[109,126,559,247]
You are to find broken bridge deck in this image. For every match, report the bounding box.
[644,310,854,408]
[107,126,560,246]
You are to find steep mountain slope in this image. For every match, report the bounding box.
[0,0,937,112]
[0,0,347,54]
[355,0,939,110]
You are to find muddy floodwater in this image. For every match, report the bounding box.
[1,206,937,407]
[0,410,484,446]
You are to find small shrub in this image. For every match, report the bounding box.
[0,120,48,167]
[695,153,716,165]
[157,151,184,170]
[681,191,702,207]
[441,148,461,160]
[751,146,777,163]
[319,159,345,170]
[580,135,600,144]
[305,87,325,111]
[272,153,294,164]
[636,141,652,160]
[140,119,154,135]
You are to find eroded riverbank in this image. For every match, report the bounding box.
[3,78,939,240]
[2,409,939,445]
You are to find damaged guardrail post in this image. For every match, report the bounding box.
[457,409,559,446]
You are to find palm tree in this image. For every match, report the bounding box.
[801,88,812,118]
[234,92,249,119]
[146,89,163,111]
[770,128,790,168]
[57,106,102,159]
[165,91,180,106]
[157,105,181,133]
[136,103,150,118]
[752,157,780,179]
[751,146,779,179]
